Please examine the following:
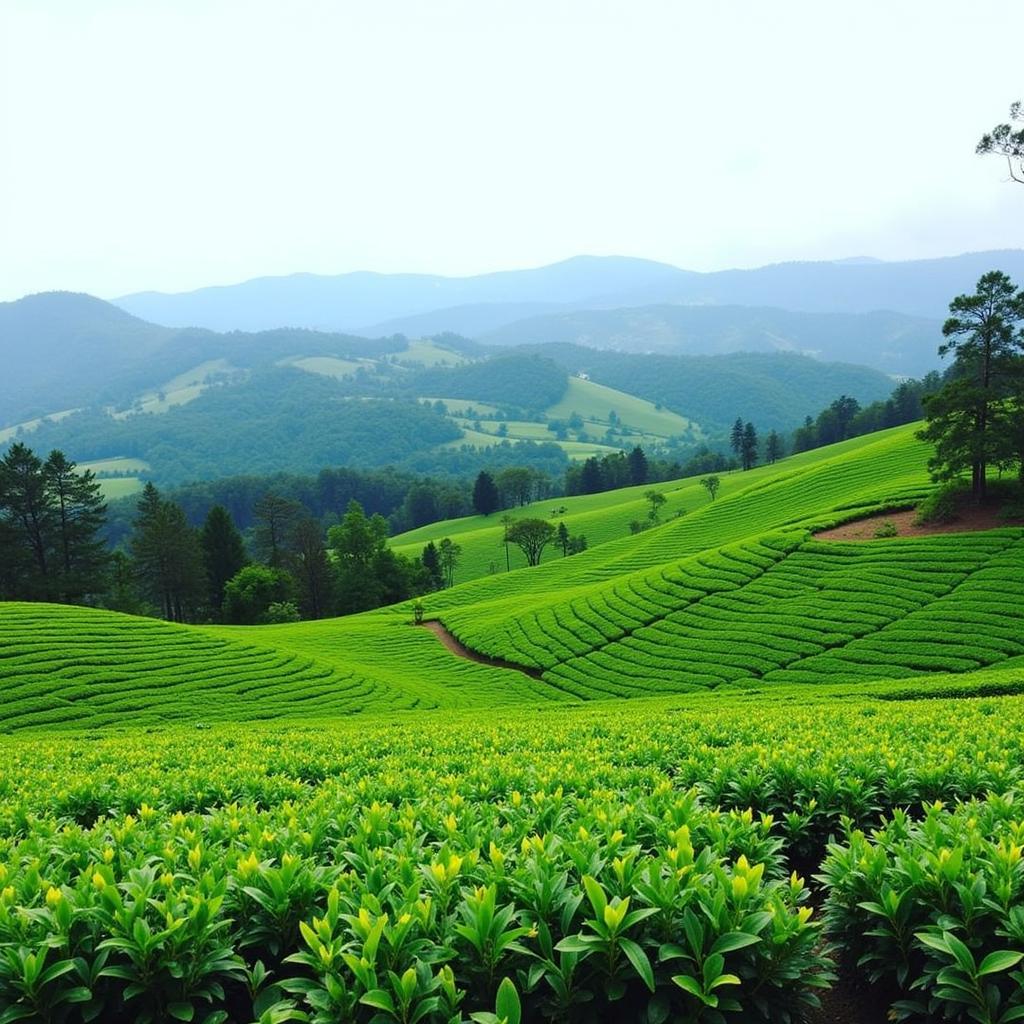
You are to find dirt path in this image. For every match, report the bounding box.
[419,621,543,679]
[814,505,1013,541]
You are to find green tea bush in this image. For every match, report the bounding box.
[819,792,1024,1022]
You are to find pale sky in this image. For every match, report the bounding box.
[1,0,1022,302]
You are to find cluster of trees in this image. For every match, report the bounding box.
[122,486,456,624]
[0,444,108,602]
[563,446,685,497]
[728,420,783,470]
[921,271,1024,500]
[791,377,942,454]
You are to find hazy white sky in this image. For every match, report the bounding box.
[1,0,1022,301]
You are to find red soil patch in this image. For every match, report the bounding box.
[814,505,1014,541]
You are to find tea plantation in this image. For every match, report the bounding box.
[3,421,1024,1022]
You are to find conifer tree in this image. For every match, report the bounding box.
[200,505,248,613]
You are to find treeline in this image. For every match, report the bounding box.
[120,486,442,624]
[791,375,943,453]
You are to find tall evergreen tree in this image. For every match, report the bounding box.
[730,417,745,458]
[0,442,53,597]
[627,446,648,486]
[42,451,108,602]
[741,422,759,471]
[764,430,784,465]
[252,492,302,567]
[422,541,443,590]
[200,505,248,613]
[291,516,333,619]
[131,483,205,621]
[579,457,604,494]
[472,471,500,516]
[920,271,1024,500]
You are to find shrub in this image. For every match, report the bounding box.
[914,484,966,524]
[873,520,898,538]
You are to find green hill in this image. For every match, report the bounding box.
[6,422,1024,733]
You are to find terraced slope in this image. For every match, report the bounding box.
[0,603,552,731]
[441,530,1024,699]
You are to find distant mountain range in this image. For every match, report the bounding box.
[114,250,1024,338]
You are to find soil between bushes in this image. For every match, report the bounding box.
[814,505,1010,540]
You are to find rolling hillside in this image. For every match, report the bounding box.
[5,422,1024,732]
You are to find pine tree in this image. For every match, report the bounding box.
[920,271,1024,500]
[557,521,570,556]
[252,492,302,567]
[0,442,54,597]
[422,541,443,589]
[764,430,784,465]
[131,483,205,621]
[42,450,108,602]
[472,471,500,516]
[741,422,759,471]
[627,446,648,486]
[200,505,248,613]
[291,516,332,619]
[730,417,745,457]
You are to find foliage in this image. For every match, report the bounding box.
[472,472,499,517]
[130,483,206,622]
[200,505,248,613]
[504,519,556,567]
[0,443,108,603]
[919,272,1024,499]
[977,100,1024,183]
[821,793,1024,1021]
[700,476,721,501]
[223,565,296,625]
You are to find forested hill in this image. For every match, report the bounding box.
[480,304,943,377]
[0,291,405,426]
[503,344,894,431]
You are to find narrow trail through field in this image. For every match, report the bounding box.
[814,505,1013,540]
[420,621,543,679]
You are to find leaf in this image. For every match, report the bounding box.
[582,876,607,922]
[978,950,1024,976]
[672,973,703,998]
[360,990,397,1014]
[709,931,761,956]
[167,1004,195,1022]
[619,937,655,992]
[495,977,521,1024]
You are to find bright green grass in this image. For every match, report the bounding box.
[546,376,700,440]
[96,476,143,500]
[442,529,1024,699]
[0,600,555,731]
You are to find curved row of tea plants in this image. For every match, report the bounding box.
[0,603,561,733]
[441,529,1024,699]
